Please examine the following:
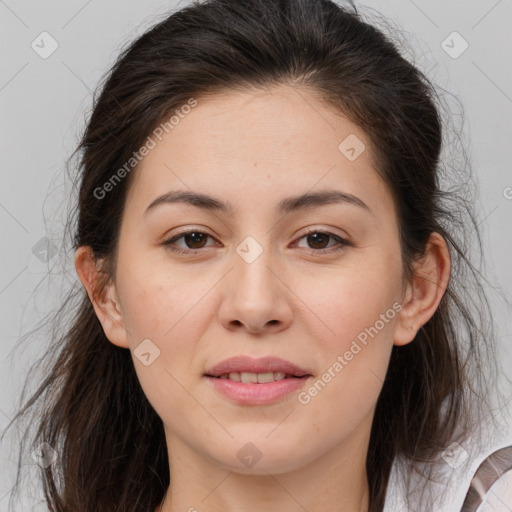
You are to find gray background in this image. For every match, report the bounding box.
[1,0,511,509]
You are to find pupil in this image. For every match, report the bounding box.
[185,232,207,249]
[308,233,328,249]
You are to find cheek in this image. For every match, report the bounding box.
[115,257,218,394]
[289,253,402,423]
[115,262,214,422]
[116,253,211,344]
[292,249,403,351]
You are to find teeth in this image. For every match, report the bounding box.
[218,371,292,383]
[257,372,274,383]
[240,372,258,383]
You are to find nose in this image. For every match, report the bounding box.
[217,244,293,335]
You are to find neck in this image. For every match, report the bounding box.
[156,416,372,512]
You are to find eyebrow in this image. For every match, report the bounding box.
[144,189,371,217]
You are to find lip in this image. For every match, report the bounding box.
[204,356,313,405]
[204,356,311,377]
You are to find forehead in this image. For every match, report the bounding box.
[123,84,393,220]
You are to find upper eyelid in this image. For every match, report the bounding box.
[165,228,349,248]
[167,224,348,238]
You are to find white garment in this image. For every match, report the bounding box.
[382,440,512,511]
[476,471,512,512]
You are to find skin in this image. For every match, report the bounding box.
[75,83,451,512]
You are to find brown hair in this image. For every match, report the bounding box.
[3,0,505,510]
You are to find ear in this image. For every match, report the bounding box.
[394,232,451,346]
[74,246,130,349]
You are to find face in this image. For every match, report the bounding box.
[91,84,410,474]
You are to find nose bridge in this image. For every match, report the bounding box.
[233,234,277,304]
[217,233,293,334]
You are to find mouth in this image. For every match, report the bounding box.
[206,371,309,383]
[204,355,312,380]
[203,356,313,405]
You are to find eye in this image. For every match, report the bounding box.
[162,230,218,254]
[294,230,350,253]
[161,228,351,255]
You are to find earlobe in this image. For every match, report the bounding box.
[74,246,130,349]
[393,232,451,347]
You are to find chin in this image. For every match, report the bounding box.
[207,438,317,475]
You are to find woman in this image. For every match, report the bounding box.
[4,0,510,510]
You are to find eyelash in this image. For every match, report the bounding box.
[161,228,351,255]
